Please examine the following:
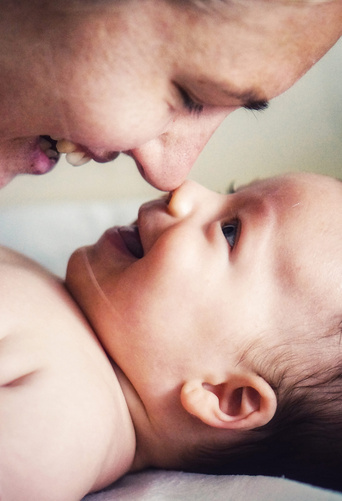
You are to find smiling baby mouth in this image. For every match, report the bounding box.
[117,225,144,258]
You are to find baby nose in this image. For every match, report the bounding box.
[167,180,206,218]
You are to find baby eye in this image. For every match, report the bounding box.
[221,220,239,249]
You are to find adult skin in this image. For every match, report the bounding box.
[0,0,341,190]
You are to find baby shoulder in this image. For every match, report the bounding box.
[0,247,51,383]
[0,247,132,499]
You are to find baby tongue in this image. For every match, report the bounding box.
[118,226,144,258]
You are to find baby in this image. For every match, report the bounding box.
[1,172,342,500]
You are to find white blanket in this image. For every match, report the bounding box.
[83,471,342,501]
[1,200,341,501]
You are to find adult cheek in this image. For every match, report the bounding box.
[128,107,234,192]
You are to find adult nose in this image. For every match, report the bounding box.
[128,107,234,192]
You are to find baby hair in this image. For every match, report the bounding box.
[182,320,342,491]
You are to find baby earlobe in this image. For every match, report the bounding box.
[180,375,277,431]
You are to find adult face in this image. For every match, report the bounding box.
[66,173,342,438]
[1,0,342,189]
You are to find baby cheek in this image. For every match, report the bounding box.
[65,249,90,303]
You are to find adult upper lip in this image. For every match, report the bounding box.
[79,145,120,163]
[56,138,169,191]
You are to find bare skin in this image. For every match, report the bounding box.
[1,172,342,499]
[66,172,342,470]
[0,247,135,501]
[0,0,341,189]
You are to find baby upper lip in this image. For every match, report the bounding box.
[117,226,144,258]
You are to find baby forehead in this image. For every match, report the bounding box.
[236,172,342,210]
[223,175,342,268]
[264,174,342,309]
[268,173,342,252]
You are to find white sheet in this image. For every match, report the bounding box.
[84,471,342,501]
[1,200,341,501]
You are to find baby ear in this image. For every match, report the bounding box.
[180,374,277,431]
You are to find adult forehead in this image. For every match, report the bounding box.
[21,0,342,107]
[152,0,342,101]
[39,0,342,23]
[169,0,342,56]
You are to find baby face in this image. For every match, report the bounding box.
[2,1,342,189]
[66,172,342,415]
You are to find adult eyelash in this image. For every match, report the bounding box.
[243,100,269,112]
[177,85,204,115]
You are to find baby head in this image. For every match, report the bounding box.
[66,172,342,489]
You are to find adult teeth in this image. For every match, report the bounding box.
[65,151,91,166]
[56,139,78,154]
[39,137,52,151]
[56,139,91,166]
[46,149,59,159]
[39,136,60,160]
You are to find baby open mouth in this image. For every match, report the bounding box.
[117,226,144,258]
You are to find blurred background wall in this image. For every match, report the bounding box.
[0,37,341,207]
